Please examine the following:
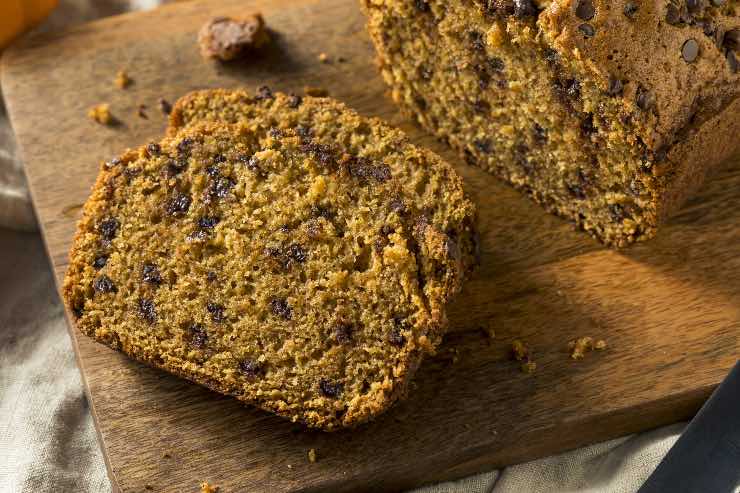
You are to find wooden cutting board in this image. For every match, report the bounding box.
[3,0,739,491]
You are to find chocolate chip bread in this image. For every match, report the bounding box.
[362,0,740,247]
[63,102,477,430]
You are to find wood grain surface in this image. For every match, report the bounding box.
[2,0,739,491]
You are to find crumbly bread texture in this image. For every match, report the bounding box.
[362,0,740,247]
[63,97,477,430]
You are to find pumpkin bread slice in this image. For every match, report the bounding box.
[64,111,476,430]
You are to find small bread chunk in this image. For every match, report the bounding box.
[64,97,477,430]
[197,14,270,61]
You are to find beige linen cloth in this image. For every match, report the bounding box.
[0,1,685,491]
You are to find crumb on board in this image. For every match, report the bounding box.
[115,70,131,89]
[511,340,536,374]
[304,86,329,97]
[308,448,317,463]
[568,337,607,359]
[159,98,172,115]
[318,52,329,63]
[287,464,293,469]
[137,104,148,119]
[144,485,153,491]
[162,452,171,459]
[88,104,112,125]
[511,340,529,361]
[198,14,270,61]
[337,56,347,63]
[200,481,219,493]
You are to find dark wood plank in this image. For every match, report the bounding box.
[2,0,738,491]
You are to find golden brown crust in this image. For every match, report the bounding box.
[64,100,476,430]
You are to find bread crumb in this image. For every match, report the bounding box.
[308,448,317,463]
[287,464,293,469]
[511,340,529,361]
[144,485,153,491]
[337,56,347,63]
[511,340,535,373]
[200,482,219,493]
[198,14,270,61]
[318,52,329,63]
[88,104,112,125]
[137,104,148,119]
[304,86,329,97]
[162,452,171,459]
[569,336,607,359]
[115,70,131,89]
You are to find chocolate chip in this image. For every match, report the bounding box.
[686,0,704,13]
[142,263,162,285]
[623,2,638,18]
[389,198,407,214]
[177,137,194,156]
[388,327,406,346]
[198,216,220,229]
[488,57,505,72]
[682,39,699,63]
[147,143,161,156]
[268,127,283,139]
[301,141,336,167]
[295,125,313,138]
[473,99,491,114]
[158,98,172,115]
[514,0,538,18]
[206,302,226,323]
[93,275,117,293]
[206,271,218,282]
[469,31,486,52]
[418,65,434,81]
[287,93,302,108]
[578,23,596,37]
[286,243,308,264]
[532,123,548,145]
[665,4,683,26]
[188,323,208,349]
[270,298,292,319]
[138,298,157,324]
[474,139,491,154]
[255,85,274,100]
[207,176,236,201]
[166,193,191,216]
[238,359,263,378]
[609,204,626,223]
[334,324,353,344]
[543,48,559,65]
[413,95,428,110]
[99,218,119,241]
[164,158,188,177]
[414,0,431,12]
[607,76,624,96]
[575,0,595,20]
[319,379,343,398]
[580,113,596,136]
[636,86,656,111]
[205,165,220,178]
[93,255,108,269]
[346,157,392,183]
